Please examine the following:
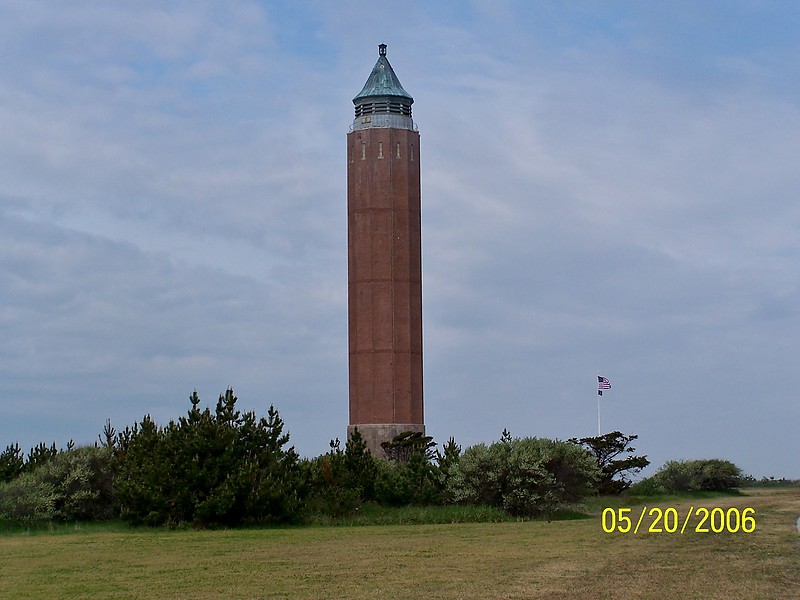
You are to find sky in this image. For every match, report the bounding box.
[1,1,798,479]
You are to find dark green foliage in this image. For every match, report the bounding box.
[344,428,379,500]
[373,459,415,506]
[304,430,381,518]
[632,459,744,495]
[448,435,600,517]
[433,437,462,502]
[374,431,442,506]
[0,443,24,483]
[114,389,303,527]
[0,446,114,525]
[113,415,163,524]
[26,442,60,471]
[500,428,512,445]
[98,419,117,448]
[373,454,437,507]
[301,427,453,518]
[307,430,453,510]
[303,440,361,518]
[569,431,650,495]
[436,437,462,474]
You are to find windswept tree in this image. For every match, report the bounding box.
[380,431,436,463]
[569,431,650,495]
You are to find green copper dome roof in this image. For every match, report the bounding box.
[353,44,413,104]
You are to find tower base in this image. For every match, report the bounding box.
[347,423,425,458]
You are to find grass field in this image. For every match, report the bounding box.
[1,488,798,599]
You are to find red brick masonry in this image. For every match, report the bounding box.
[347,126,423,452]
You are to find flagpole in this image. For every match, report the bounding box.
[596,372,601,436]
[597,390,601,436]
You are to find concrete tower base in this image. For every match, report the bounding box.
[347,423,425,458]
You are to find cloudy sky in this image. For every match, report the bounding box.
[1,1,798,478]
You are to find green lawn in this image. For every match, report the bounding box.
[1,488,798,599]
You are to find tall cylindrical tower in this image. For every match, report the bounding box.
[347,44,423,456]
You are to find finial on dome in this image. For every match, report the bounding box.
[378,43,387,57]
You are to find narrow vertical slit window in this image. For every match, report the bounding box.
[396,142,401,158]
[410,145,414,162]
[378,142,383,159]
[361,143,366,160]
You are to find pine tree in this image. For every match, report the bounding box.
[0,443,24,483]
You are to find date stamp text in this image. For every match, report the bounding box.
[601,506,756,534]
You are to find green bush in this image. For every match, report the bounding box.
[447,442,508,509]
[0,474,56,525]
[631,459,744,495]
[626,476,664,496]
[447,436,599,517]
[374,458,417,506]
[0,446,114,525]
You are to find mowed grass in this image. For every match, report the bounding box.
[1,488,798,599]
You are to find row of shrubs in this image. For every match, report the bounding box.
[0,389,746,528]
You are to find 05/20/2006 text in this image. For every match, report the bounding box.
[601,506,756,534]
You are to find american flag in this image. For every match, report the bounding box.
[598,375,611,396]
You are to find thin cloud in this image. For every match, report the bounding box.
[0,2,797,478]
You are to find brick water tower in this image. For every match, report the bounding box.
[347,44,424,455]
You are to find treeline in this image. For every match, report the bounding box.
[0,389,745,528]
